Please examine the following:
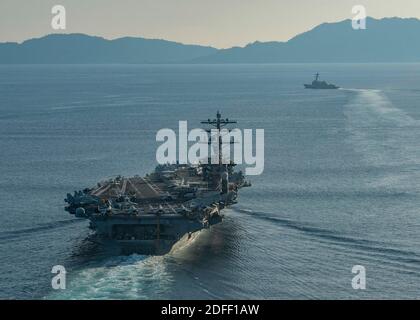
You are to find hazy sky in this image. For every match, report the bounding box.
[1,0,420,48]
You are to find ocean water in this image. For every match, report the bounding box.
[1,64,420,299]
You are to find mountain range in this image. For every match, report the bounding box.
[1,17,420,64]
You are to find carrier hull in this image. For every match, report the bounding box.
[88,212,222,255]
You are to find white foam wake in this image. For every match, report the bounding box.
[344,89,420,189]
[48,255,173,300]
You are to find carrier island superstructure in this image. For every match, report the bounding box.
[64,112,251,255]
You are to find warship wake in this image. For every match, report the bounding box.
[64,112,251,255]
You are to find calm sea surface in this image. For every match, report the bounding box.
[1,64,420,299]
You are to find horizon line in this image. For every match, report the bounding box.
[1,15,419,50]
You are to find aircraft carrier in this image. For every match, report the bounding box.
[64,112,251,255]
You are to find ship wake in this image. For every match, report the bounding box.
[0,219,83,241]
[343,89,420,191]
[233,207,420,276]
[48,254,173,300]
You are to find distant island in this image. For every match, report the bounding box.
[1,17,420,64]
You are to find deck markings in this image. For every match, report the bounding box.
[141,177,161,194]
[121,178,127,194]
[127,178,145,198]
[93,184,111,197]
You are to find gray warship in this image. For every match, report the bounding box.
[304,73,339,89]
[64,112,251,255]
